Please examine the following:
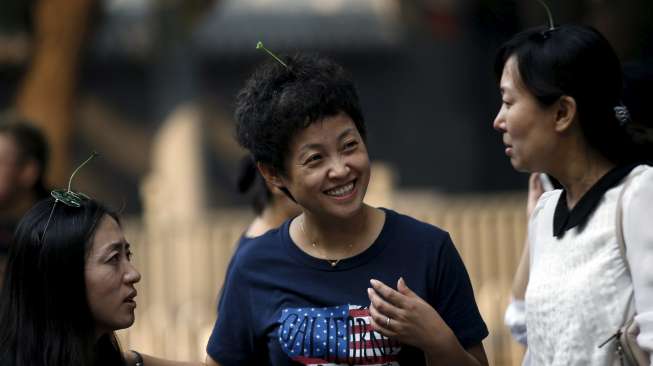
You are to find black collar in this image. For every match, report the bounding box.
[553,163,639,238]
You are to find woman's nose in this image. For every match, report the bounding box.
[493,108,506,132]
[125,262,141,284]
[328,158,350,179]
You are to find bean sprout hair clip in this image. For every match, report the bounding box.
[256,41,289,70]
[535,0,558,39]
[41,152,99,242]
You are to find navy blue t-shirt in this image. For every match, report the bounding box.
[207,208,488,365]
[217,234,256,310]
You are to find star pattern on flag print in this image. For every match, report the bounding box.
[278,304,401,366]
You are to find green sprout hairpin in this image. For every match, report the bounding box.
[51,152,98,207]
[41,152,98,242]
[536,0,556,31]
[256,41,288,69]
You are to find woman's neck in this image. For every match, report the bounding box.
[299,205,380,251]
[551,146,615,209]
[95,328,108,342]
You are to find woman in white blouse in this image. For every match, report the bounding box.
[493,24,653,365]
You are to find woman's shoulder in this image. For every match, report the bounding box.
[380,207,451,243]
[627,163,653,186]
[622,163,653,204]
[232,222,289,265]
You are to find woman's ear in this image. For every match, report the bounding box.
[256,162,285,189]
[554,95,577,133]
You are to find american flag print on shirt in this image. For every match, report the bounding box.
[278,304,401,365]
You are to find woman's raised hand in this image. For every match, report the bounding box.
[367,277,455,354]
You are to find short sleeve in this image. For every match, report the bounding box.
[504,298,528,346]
[206,262,259,366]
[622,166,653,364]
[431,233,489,348]
[216,236,251,310]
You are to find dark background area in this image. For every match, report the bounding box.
[1,0,651,212]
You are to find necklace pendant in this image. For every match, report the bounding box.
[330,260,338,267]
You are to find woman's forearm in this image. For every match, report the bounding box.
[512,240,530,300]
[424,341,488,366]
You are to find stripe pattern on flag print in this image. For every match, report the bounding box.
[278,304,401,365]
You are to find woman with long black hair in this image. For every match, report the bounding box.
[0,197,141,366]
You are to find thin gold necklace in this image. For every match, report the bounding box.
[299,217,354,267]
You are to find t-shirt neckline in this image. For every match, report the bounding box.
[283,208,391,271]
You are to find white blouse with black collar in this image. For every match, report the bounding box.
[524,164,653,366]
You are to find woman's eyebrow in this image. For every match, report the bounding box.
[298,143,322,154]
[102,241,129,253]
[337,128,355,141]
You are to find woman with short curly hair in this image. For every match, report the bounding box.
[205,53,489,366]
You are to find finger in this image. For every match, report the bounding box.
[528,173,543,198]
[396,277,415,297]
[527,173,544,217]
[528,172,540,190]
[370,279,407,308]
[532,173,544,196]
[368,302,398,337]
[369,315,398,338]
[367,287,401,320]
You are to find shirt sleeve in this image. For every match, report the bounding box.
[622,167,653,365]
[505,298,528,346]
[206,260,259,366]
[432,233,489,348]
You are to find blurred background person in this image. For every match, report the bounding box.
[215,156,301,305]
[0,117,49,286]
[235,155,301,239]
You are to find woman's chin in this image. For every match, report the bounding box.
[103,315,136,332]
[510,158,530,173]
[327,199,367,220]
[121,314,136,329]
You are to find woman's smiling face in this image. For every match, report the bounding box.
[278,113,370,220]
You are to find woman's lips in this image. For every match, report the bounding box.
[124,290,137,304]
[324,180,357,201]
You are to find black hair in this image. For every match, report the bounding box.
[0,198,125,366]
[235,53,366,174]
[623,62,653,127]
[494,24,653,164]
[0,118,50,198]
[236,155,271,215]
